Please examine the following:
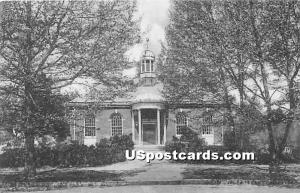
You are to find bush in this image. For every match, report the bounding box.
[223,131,237,151]
[165,127,257,164]
[165,127,207,163]
[0,147,26,168]
[0,134,134,168]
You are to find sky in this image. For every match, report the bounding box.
[123,0,170,77]
[63,0,171,94]
[126,0,170,61]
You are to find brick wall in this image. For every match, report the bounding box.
[96,109,132,139]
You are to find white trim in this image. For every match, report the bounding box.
[163,112,167,145]
[175,112,187,136]
[138,109,142,145]
[122,118,124,135]
[83,118,85,137]
[131,110,135,142]
[84,116,96,138]
[73,119,76,140]
[108,118,112,137]
[157,109,160,145]
[132,102,165,110]
[110,113,123,136]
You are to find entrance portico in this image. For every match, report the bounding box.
[132,102,166,146]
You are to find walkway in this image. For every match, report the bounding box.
[11,185,300,193]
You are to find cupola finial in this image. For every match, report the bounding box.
[146,38,149,49]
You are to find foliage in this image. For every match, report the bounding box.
[0,147,26,168]
[164,127,299,164]
[0,0,139,177]
[223,130,236,151]
[165,127,206,160]
[159,0,300,164]
[0,135,134,168]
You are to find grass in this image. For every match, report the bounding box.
[0,169,121,184]
[182,165,298,184]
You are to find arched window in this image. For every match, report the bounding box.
[111,113,123,136]
[202,115,213,135]
[176,112,187,135]
[85,116,95,136]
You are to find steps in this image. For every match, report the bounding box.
[134,145,165,153]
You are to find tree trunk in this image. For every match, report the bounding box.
[24,80,36,179]
[238,86,244,150]
[24,132,36,179]
[249,0,277,163]
[278,81,296,157]
[220,67,237,149]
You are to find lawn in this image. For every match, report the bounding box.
[0,169,121,184]
[184,168,268,180]
[182,164,299,184]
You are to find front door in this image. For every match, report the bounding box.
[142,123,157,145]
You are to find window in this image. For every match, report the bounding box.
[142,61,145,73]
[202,115,213,135]
[176,112,187,135]
[85,116,95,136]
[146,60,150,72]
[111,113,123,136]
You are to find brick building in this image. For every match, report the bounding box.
[68,47,227,147]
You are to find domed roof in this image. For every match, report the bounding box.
[131,83,164,103]
[142,49,155,59]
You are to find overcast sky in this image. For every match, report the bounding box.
[123,0,170,78]
[126,0,170,61]
[63,0,171,94]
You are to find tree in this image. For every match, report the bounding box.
[245,0,300,161]
[158,0,243,147]
[160,0,300,167]
[0,0,139,178]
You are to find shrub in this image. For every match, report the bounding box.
[0,147,26,168]
[0,134,134,168]
[165,127,206,162]
[165,141,186,153]
[165,127,258,164]
[110,134,134,163]
[223,130,237,151]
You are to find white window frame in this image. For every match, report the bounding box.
[111,113,123,136]
[202,115,213,136]
[176,112,188,136]
[84,116,96,137]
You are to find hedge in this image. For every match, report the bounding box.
[165,127,298,164]
[0,135,134,168]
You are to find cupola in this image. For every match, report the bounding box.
[139,39,156,86]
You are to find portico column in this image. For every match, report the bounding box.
[164,112,167,145]
[157,109,160,145]
[131,110,135,143]
[138,109,142,145]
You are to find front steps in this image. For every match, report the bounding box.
[134,145,165,153]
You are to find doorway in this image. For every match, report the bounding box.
[141,109,157,145]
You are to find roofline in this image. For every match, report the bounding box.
[66,100,225,109]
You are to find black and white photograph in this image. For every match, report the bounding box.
[0,0,300,192]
